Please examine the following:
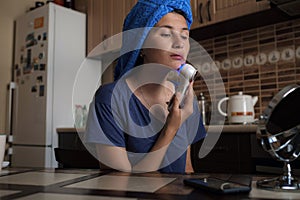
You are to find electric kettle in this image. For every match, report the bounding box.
[217,91,258,124]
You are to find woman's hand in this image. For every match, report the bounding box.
[181,81,194,121]
[165,81,194,133]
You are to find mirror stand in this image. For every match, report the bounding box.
[257,162,300,191]
[256,84,300,191]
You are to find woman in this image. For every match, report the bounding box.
[84,0,206,173]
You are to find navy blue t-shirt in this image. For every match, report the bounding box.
[84,78,206,173]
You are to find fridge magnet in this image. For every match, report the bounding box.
[38,52,45,59]
[43,32,47,40]
[39,85,45,97]
[23,65,33,74]
[37,76,43,83]
[33,57,39,64]
[34,64,39,71]
[31,86,37,93]
[25,33,35,48]
[26,33,34,42]
[34,17,44,29]
[39,64,46,71]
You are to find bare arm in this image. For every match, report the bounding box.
[185,146,194,173]
[96,82,195,173]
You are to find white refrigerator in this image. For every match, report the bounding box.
[10,3,86,168]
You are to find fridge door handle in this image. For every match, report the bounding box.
[6,82,16,135]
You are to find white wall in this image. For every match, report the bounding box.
[0,0,42,133]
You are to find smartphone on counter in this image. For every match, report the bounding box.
[183,175,252,194]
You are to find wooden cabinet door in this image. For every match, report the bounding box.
[190,0,270,30]
[191,0,201,29]
[191,133,255,173]
[112,0,125,36]
[213,0,270,24]
[87,0,138,54]
[87,0,108,53]
[191,0,215,29]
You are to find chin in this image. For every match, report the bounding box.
[163,64,178,70]
[170,62,185,70]
[160,60,185,70]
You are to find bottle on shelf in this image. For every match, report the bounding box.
[74,105,83,128]
[82,105,88,128]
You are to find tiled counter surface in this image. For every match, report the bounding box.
[1,168,300,200]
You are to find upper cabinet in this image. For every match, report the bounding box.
[86,0,271,53]
[87,0,137,54]
[190,0,270,30]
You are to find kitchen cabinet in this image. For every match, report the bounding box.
[190,0,270,29]
[191,131,255,174]
[55,128,99,168]
[191,126,300,174]
[87,0,137,53]
[87,0,271,51]
[214,0,270,24]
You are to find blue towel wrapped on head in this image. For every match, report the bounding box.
[114,0,193,80]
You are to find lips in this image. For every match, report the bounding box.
[170,54,184,61]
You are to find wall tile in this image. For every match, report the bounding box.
[192,18,300,119]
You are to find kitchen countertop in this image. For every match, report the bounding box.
[57,124,258,134]
[206,124,257,133]
[1,168,299,200]
[57,127,84,133]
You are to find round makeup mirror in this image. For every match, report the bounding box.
[256,84,300,191]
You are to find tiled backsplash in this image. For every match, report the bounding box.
[192,18,300,118]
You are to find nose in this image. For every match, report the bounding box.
[172,33,184,49]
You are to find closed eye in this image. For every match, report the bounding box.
[161,33,171,37]
[181,35,188,40]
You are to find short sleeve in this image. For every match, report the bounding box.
[84,84,126,148]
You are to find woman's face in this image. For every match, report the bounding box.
[142,12,190,70]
